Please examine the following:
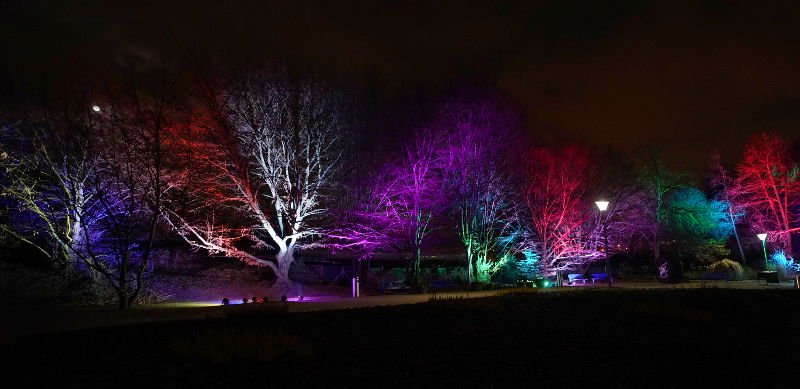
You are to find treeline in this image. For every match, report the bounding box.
[1,61,798,308]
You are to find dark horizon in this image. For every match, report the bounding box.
[3,0,800,176]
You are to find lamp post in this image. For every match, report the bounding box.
[595,201,612,288]
[757,233,768,270]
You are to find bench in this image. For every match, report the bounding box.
[590,273,613,284]
[567,273,589,285]
[757,271,780,284]
[700,272,729,286]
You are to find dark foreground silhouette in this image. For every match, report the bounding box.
[2,289,799,388]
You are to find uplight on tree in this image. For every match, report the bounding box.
[595,201,609,212]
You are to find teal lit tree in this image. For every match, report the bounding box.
[664,186,732,263]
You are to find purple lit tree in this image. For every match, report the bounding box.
[440,98,523,285]
[330,125,448,284]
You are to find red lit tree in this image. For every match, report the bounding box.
[524,144,602,273]
[734,132,799,256]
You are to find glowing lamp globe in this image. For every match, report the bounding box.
[92,105,101,112]
[757,233,768,241]
[595,201,609,212]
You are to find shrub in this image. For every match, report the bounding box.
[707,259,744,281]
[770,250,800,280]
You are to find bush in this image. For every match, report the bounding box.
[707,259,744,281]
[770,250,800,280]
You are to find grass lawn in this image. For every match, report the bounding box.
[2,288,799,388]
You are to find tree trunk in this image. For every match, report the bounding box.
[117,289,130,310]
[731,221,746,265]
[274,248,295,293]
[652,226,660,267]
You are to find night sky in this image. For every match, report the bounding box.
[2,0,800,174]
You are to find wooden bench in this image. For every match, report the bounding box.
[700,272,729,286]
[757,271,780,284]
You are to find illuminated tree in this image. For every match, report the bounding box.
[709,153,747,263]
[633,146,685,262]
[0,105,101,270]
[664,186,732,263]
[734,132,800,256]
[0,74,171,310]
[76,91,168,310]
[332,129,447,284]
[440,97,522,284]
[524,144,602,273]
[166,69,344,291]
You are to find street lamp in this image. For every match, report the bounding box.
[595,201,612,288]
[92,105,101,113]
[757,233,768,269]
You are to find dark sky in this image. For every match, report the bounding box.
[2,0,800,174]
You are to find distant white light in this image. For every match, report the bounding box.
[595,201,609,212]
[92,105,101,112]
[757,233,768,241]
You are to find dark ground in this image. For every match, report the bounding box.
[2,288,799,388]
